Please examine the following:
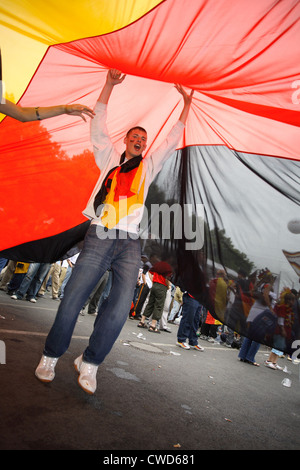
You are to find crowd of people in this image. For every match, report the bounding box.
[130,262,300,367]
[1,253,299,373]
[208,267,300,367]
[0,257,79,302]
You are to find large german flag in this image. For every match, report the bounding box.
[0,0,299,352]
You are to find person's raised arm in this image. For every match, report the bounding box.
[90,69,125,169]
[174,84,194,125]
[145,84,193,177]
[97,69,126,105]
[0,99,95,122]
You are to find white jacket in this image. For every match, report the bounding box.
[83,101,184,234]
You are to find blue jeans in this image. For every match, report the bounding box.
[16,263,51,299]
[98,269,112,309]
[59,265,73,299]
[177,293,201,346]
[44,225,141,365]
[0,258,8,272]
[238,336,260,363]
[168,299,181,321]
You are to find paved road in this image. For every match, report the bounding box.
[0,289,299,452]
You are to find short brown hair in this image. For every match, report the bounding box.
[126,126,147,137]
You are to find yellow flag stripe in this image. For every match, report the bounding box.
[0,0,164,120]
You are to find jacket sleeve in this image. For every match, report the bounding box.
[145,121,185,179]
[90,101,119,171]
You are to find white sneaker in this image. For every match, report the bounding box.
[176,341,190,350]
[74,355,98,395]
[265,361,276,370]
[190,344,204,351]
[74,354,83,373]
[35,355,58,382]
[29,298,37,303]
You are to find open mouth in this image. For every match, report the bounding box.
[134,143,141,151]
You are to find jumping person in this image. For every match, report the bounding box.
[35,69,194,394]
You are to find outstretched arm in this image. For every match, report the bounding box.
[97,69,126,105]
[146,84,193,177]
[0,99,95,122]
[174,84,194,124]
[90,69,126,169]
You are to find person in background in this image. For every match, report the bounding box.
[0,98,94,122]
[176,292,204,351]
